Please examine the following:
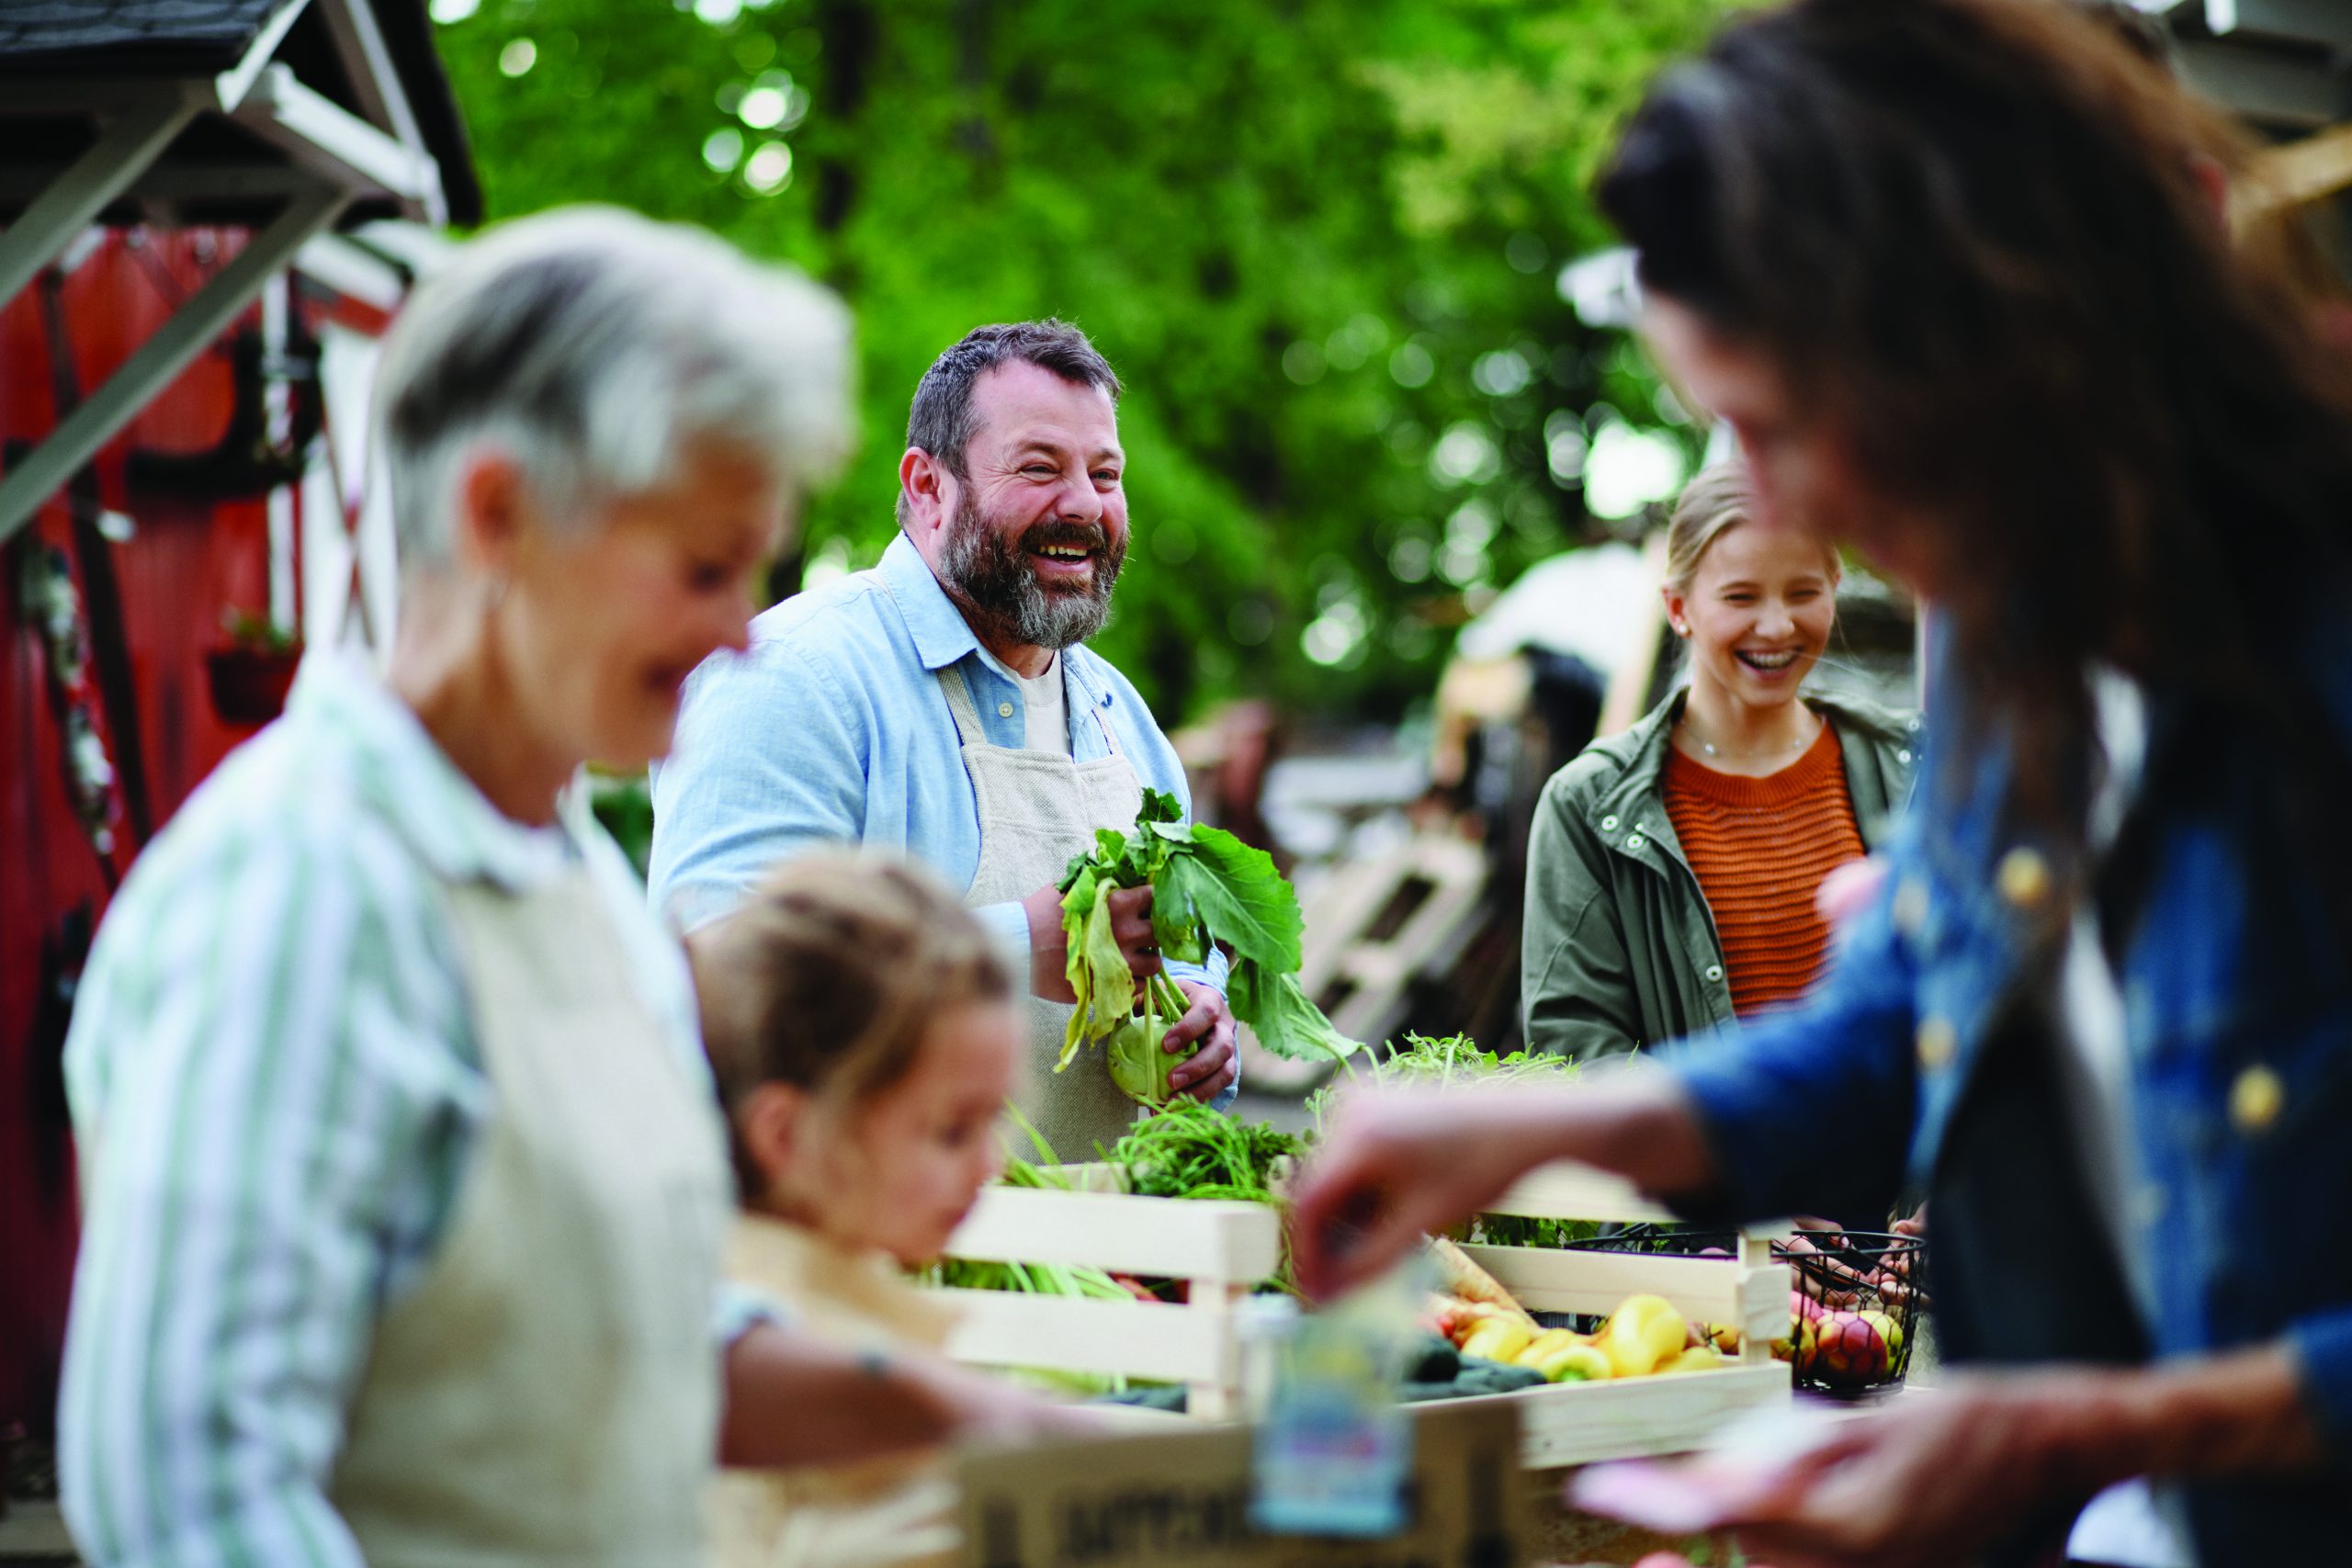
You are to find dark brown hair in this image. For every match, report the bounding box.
[1598,0,2352,854]
[692,854,1013,1194]
[897,320,1122,526]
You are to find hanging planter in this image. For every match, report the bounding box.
[209,611,303,728]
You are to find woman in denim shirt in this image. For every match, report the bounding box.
[1295,4,2352,1565]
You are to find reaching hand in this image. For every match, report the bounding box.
[1701,1378,2109,1568]
[1286,1086,1558,1300]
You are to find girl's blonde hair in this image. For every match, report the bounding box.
[1663,459,1840,593]
[693,854,1012,1187]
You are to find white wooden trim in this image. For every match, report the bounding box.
[942,1187,1281,1285]
[937,1290,1230,1386]
[1450,1362,1792,1470]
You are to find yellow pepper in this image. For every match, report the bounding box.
[1597,1294,1689,1379]
[1536,1342,1614,1383]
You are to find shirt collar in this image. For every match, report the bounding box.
[288,649,584,893]
[879,532,984,672]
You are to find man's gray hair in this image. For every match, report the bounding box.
[373,205,854,572]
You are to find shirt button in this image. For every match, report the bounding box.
[1626,833,1645,852]
[1892,876,1929,937]
[1703,964,1724,983]
[2230,1065,2285,1135]
[1600,814,1620,832]
[1916,1016,1957,1072]
[1896,748,1914,764]
[1996,847,2051,910]
[998,701,1014,718]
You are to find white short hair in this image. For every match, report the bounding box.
[371,205,854,572]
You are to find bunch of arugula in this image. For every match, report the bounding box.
[1057,788,1360,1104]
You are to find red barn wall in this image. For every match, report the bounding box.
[0,228,312,1431]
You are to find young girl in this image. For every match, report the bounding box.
[691,852,1024,1568]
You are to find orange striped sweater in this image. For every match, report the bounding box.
[1663,721,1865,1018]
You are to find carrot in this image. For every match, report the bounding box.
[1428,1236,1536,1325]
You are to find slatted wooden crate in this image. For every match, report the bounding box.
[933,1170,1280,1421]
[1445,1160,1792,1469]
[933,1159,1792,1467]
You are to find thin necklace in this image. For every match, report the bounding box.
[1679,710,1817,761]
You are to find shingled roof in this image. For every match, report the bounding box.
[0,0,480,228]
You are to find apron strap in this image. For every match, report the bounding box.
[937,665,989,746]
[944,658,1125,761]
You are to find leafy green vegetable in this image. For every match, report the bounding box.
[1057,787,1358,1101]
[1305,1034,1600,1249]
[1105,1099,1298,1202]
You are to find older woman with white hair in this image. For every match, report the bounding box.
[56,208,1065,1568]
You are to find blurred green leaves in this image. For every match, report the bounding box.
[433,0,1727,722]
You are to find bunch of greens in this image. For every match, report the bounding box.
[1104,1101,1301,1293]
[1105,1099,1299,1203]
[1369,1032,1583,1090]
[1058,788,1359,1104]
[1307,1034,1600,1250]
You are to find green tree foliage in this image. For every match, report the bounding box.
[432,0,1728,723]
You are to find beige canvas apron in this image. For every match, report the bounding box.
[329,868,731,1567]
[938,663,1146,1158]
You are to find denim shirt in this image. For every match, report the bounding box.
[1667,628,2352,1563]
[649,531,1230,1005]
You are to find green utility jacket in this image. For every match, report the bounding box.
[1521,688,1921,1060]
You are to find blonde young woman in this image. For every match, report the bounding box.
[1521,461,1918,1059]
[57,209,1078,1568]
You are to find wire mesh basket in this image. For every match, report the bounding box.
[1564,1224,1927,1396]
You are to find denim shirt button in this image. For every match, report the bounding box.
[1916,1017,1958,1072]
[2229,1065,2285,1135]
[1996,847,2052,910]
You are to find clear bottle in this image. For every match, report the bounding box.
[1248,1260,1428,1539]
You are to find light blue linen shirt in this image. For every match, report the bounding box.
[649,531,1230,1009]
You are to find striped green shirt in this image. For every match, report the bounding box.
[57,652,731,1568]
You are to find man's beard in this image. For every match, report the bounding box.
[937,490,1125,651]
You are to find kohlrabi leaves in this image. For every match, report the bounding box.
[1057,795,1360,1102]
[1173,825,1302,973]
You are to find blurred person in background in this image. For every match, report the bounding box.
[650,321,1238,1159]
[58,209,1076,1568]
[1521,459,1917,1061]
[1295,3,2352,1564]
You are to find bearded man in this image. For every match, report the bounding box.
[650,321,1238,1152]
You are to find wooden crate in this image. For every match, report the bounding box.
[934,1173,1283,1420]
[1450,1160,1793,1468]
[933,1160,1790,1465]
